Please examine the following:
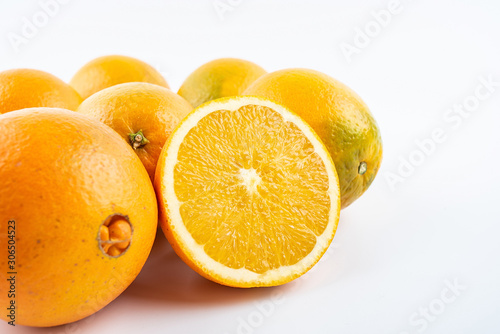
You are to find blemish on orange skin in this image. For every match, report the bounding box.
[98,214,132,257]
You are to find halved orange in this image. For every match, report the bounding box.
[155,96,340,287]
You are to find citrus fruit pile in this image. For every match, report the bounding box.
[0,55,382,327]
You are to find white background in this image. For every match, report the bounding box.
[1,0,500,333]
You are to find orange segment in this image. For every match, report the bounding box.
[155,96,340,287]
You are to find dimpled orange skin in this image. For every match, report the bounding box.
[70,55,170,100]
[244,69,383,208]
[0,69,82,114]
[77,82,193,180]
[0,108,158,327]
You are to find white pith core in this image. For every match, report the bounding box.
[239,168,261,193]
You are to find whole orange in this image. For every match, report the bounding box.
[178,58,266,108]
[77,82,193,180]
[0,69,82,114]
[244,69,383,208]
[70,55,169,100]
[0,108,157,327]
